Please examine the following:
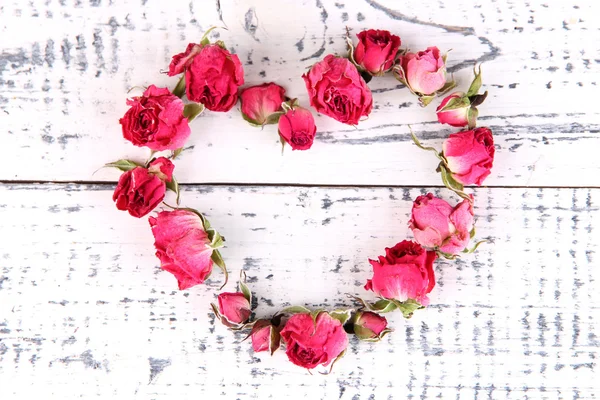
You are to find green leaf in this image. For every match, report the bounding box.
[370,299,398,313]
[409,130,445,162]
[239,271,252,303]
[172,75,186,98]
[279,134,286,155]
[392,299,424,319]
[183,103,205,122]
[438,95,470,112]
[462,239,488,254]
[418,95,436,107]
[172,147,184,159]
[269,325,281,355]
[264,111,284,125]
[468,107,479,129]
[211,250,228,289]
[200,26,219,45]
[329,310,353,326]
[280,305,311,315]
[208,229,224,250]
[164,176,180,205]
[104,159,142,172]
[466,64,483,97]
[470,227,476,239]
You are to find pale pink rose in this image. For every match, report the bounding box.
[443,127,495,186]
[396,47,447,95]
[148,209,214,290]
[409,193,474,255]
[217,292,251,327]
[365,240,437,306]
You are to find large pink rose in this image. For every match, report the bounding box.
[217,292,251,327]
[112,157,174,218]
[409,193,474,255]
[149,209,214,290]
[443,127,495,186]
[280,312,348,369]
[119,85,190,151]
[278,106,317,150]
[302,54,372,125]
[354,29,401,75]
[436,92,469,127]
[365,240,437,306]
[395,47,447,95]
[168,43,244,112]
[240,82,286,125]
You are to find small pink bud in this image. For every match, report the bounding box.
[354,311,388,341]
[436,92,470,127]
[147,157,174,182]
[240,83,286,125]
[278,106,317,151]
[217,292,251,327]
[250,320,280,354]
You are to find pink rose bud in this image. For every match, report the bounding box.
[365,240,437,306]
[353,29,401,76]
[442,127,495,186]
[353,311,389,341]
[217,292,251,327]
[112,157,175,218]
[168,43,244,112]
[149,209,217,290]
[278,106,317,151]
[250,320,280,354]
[240,83,286,126]
[119,85,191,151]
[394,47,447,95]
[280,312,348,370]
[436,92,470,127]
[303,54,373,125]
[409,193,474,255]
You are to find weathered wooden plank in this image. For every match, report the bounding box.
[0,184,597,398]
[1,0,599,186]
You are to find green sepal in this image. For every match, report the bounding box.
[409,130,445,162]
[462,239,487,254]
[104,159,143,172]
[470,227,476,239]
[438,95,470,112]
[238,271,252,303]
[354,324,393,342]
[391,299,424,319]
[183,103,205,122]
[467,107,479,129]
[214,40,227,50]
[164,175,180,205]
[172,75,186,98]
[172,147,184,159]
[418,95,436,107]
[200,26,219,46]
[349,296,397,313]
[211,249,228,290]
[437,78,457,96]
[264,111,284,125]
[438,164,472,203]
[269,324,281,355]
[436,250,460,260]
[469,91,488,107]
[279,134,286,154]
[466,64,483,97]
[280,305,311,315]
[241,112,263,128]
[319,349,347,375]
[329,309,353,326]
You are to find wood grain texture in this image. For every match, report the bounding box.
[0,184,598,399]
[1,0,599,186]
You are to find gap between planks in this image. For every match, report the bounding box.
[0,180,599,190]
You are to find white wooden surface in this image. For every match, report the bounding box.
[1,0,599,399]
